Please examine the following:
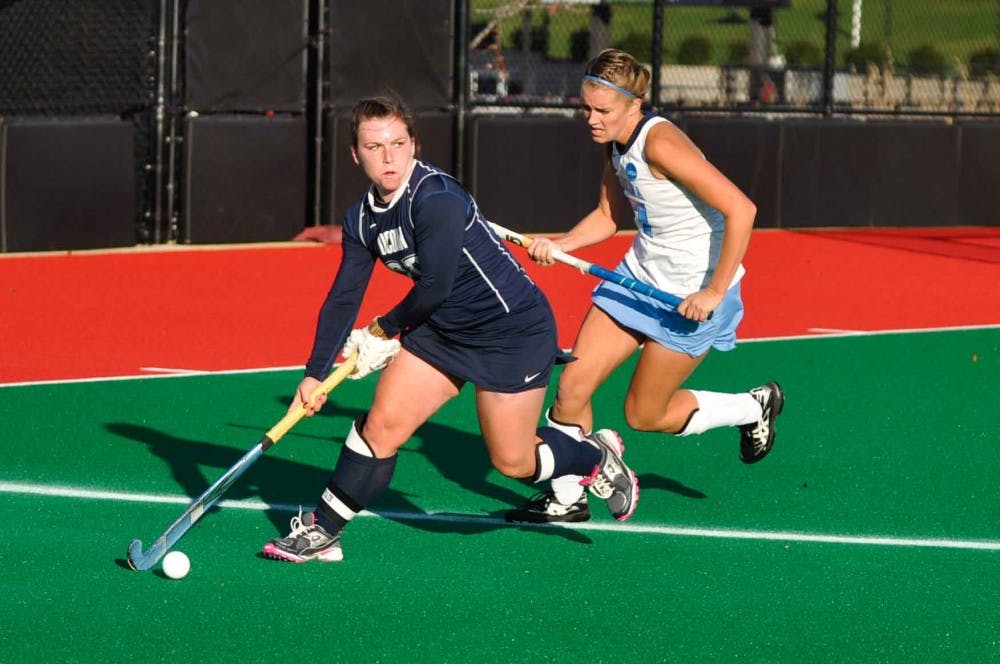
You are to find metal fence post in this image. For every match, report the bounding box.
[823,0,838,116]
[307,0,327,229]
[454,0,469,184]
[152,0,182,243]
[651,0,664,110]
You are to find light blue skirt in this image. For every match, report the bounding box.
[590,261,744,358]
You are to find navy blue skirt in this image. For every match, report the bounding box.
[400,289,557,393]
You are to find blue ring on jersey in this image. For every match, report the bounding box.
[583,75,638,99]
[590,261,744,358]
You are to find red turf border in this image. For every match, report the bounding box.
[1,228,997,383]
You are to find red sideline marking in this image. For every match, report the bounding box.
[1,228,997,383]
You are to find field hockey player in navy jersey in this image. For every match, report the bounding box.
[262,96,639,563]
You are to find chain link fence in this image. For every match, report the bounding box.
[0,0,161,240]
[0,0,159,114]
[467,0,1000,115]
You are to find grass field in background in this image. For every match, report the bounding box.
[472,0,1000,68]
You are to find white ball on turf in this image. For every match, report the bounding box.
[162,551,190,579]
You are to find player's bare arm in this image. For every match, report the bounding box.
[645,122,756,320]
[528,162,627,264]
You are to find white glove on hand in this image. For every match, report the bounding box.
[342,324,400,380]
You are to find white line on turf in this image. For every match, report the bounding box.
[2,480,998,552]
[0,364,306,388]
[3,324,998,389]
[736,322,999,345]
[807,327,865,334]
[140,367,212,375]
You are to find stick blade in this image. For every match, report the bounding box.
[126,539,153,572]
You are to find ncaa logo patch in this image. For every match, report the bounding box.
[625,163,638,180]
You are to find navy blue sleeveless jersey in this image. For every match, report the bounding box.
[305,160,555,390]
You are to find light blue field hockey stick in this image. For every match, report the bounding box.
[490,222,712,319]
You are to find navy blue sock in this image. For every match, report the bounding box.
[532,426,601,482]
[314,419,397,533]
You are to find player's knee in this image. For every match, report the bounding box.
[623,405,659,432]
[624,399,681,433]
[488,449,534,479]
[360,411,408,457]
[554,379,592,413]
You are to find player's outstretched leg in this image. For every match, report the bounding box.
[580,429,639,521]
[505,407,603,524]
[263,509,343,563]
[506,423,628,523]
[739,381,785,464]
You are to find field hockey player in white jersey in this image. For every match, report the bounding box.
[507,49,784,524]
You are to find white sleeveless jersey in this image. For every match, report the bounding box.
[612,115,745,296]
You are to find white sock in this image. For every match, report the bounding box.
[544,407,585,441]
[545,408,588,504]
[552,474,586,504]
[676,390,761,437]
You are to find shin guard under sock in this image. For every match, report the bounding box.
[533,426,601,483]
[544,408,590,504]
[315,418,397,533]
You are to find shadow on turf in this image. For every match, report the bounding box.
[111,557,174,578]
[105,402,593,546]
[636,473,707,500]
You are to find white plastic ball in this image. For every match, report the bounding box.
[162,551,191,579]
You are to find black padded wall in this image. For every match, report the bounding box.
[1,117,135,252]
[325,110,455,224]
[183,114,306,243]
[780,120,960,228]
[467,116,604,233]
[869,122,959,227]
[779,120,879,227]
[958,123,1000,227]
[184,0,309,112]
[327,0,453,109]
[684,117,782,228]
[461,116,990,233]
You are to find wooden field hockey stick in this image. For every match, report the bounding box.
[126,352,358,572]
[489,222,712,319]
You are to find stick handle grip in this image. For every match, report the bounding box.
[490,223,532,249]
[264,352,358,444]
[489,223,592,274]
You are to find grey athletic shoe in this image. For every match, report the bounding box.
[262,510,343,563]
[505,491,591,524]
[580,429,639,521]
[739,382,785,464]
